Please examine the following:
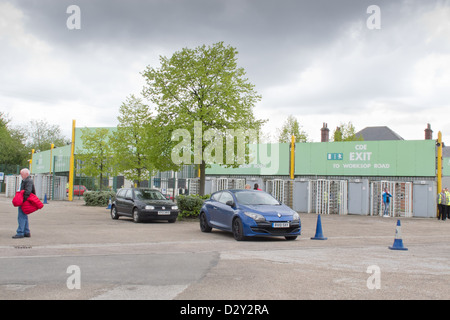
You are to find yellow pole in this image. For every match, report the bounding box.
[437,131,442,217]
[68,120,76,201]
[49,143,54,175]
[30,149,35,173]
[290,135,295,180]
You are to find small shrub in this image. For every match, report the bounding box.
[175,194,210,219]
[84,191,116,207]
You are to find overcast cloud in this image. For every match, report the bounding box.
[1,0,449,142]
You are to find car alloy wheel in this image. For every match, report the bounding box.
[232,217,245,241]
[200,212,212,232]
[111,206,119,220]
[133,208,141,223]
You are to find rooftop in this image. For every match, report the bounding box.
[355,126,404,141]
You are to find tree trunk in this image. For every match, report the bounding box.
[199,160,206,196]
[99,161,103,191]
[137,168,142,187]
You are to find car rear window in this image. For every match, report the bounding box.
[116,189,126,198]
[135,189,166,200]
[125,189,133,199]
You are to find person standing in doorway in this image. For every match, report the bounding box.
[12,168,36,239]
[437,188,447,221]
[382,188,392,217]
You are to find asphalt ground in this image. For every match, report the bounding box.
[0,195,449,301]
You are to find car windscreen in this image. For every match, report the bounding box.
[235,191,280,205]
[134,190,167,201]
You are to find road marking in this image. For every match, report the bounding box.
[90,285,188,300]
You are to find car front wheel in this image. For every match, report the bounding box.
[200,212,212,232]
[133,208,141,223]
[111,206,119,220]
[232,217,245,241]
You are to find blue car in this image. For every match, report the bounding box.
[200,189,301,241]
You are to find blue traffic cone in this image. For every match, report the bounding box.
[311,214,327,240]
[106,197,111,210]
[389,219,408,251]
[43,193,48,204]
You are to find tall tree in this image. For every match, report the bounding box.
[0,112,28,166]
[25,119,69,151]
[77,128,113,191]
[332,121,363,142]
[276,115,308,143]
[110,95,154,186]
[142,42,265,195]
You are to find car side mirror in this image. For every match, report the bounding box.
[226,200,235,207]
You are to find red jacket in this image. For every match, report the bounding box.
[12,190,44,214]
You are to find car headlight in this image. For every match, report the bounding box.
[145,205,155,210]
[171,206,178,210]
[292,212,300,222]
[244,211,266,222]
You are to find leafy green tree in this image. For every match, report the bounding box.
[332,121,363,142]
[110,95,154,186]
[0,112,28,166]
[77,128,113,191]
[142,42,265,195]
[276,115,308,143]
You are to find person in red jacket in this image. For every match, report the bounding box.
[12,168,36,239]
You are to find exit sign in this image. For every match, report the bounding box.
[327,153,343,160]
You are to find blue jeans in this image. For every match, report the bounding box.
[16,207,30,236]
[383,202,389,216]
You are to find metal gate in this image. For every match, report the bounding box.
[370,181,412,217]
[5,175,21,198]
[187,177,246,195]
[5,174,67,200]
[187,178,200,195]
[310,179,348,214]
[215,178,229,191]
[50,176,68,200]
[266,179,286,203]
[230,178,246,190]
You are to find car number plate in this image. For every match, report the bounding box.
[272,222,290,228]
[158,211,170,215]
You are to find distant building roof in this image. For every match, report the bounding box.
[355,126,404,141]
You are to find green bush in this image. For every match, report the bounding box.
[175,194,210,219]
[84,191,116,207]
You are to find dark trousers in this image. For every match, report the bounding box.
[440,204,449,220]
[438,204,447,220]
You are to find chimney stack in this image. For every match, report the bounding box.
[424,123,433,140]
[321,123,329,142]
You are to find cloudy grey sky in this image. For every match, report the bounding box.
[1,0,449,142]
